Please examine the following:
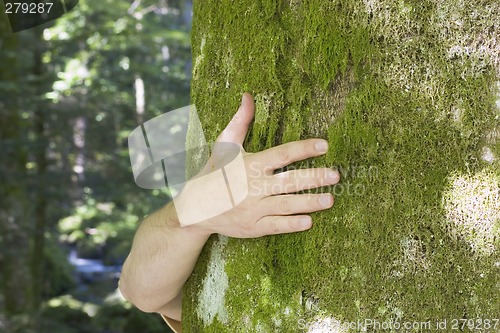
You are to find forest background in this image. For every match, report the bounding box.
[0,0,193,332]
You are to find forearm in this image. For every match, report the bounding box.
[119,201,210,318]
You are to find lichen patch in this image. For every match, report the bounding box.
[392,237,431,277]
[443,169,500,255]
[196,235,229,326]
[192,35,207,81]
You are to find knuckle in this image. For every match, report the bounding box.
[241,221,255,236]
[279,197,292,214]
[263,165,274,174]
[269,219,280,234]
[277,145,290,163]
[248,179,261,196]
[305,141,312,156]
[230,114,242,124]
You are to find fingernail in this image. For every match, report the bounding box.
[319,194,333,208]
[299,216,312,229]
[315,140,328,153]
[327,170,339,183]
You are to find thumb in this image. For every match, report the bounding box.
[216,93,254,145]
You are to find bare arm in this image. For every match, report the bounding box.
[118,93,340,322]
[119,201,209,321]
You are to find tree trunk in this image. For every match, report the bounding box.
[184,0,499,331]
[31,25,48,314]
[0,17,35,317]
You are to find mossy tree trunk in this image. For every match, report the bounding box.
[185,0,499,332]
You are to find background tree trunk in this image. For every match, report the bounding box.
[0,18,35,318]
[31,25,48,316]
[184,0,499,331]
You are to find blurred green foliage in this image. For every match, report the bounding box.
[3,294,169,333]
[0,0,191,332]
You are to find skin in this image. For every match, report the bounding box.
[118,93,340,323]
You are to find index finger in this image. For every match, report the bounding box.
[249,139,329,172]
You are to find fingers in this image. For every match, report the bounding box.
[255,168,339,195]
[248,139,329,173]
[216,93,255,145]
[260,193,334,216]
[253,215,312,236]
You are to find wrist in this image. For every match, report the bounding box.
[162,201,212,241]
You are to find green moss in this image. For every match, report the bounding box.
[185,0,500,331]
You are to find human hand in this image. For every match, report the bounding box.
[173,93,340,238]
